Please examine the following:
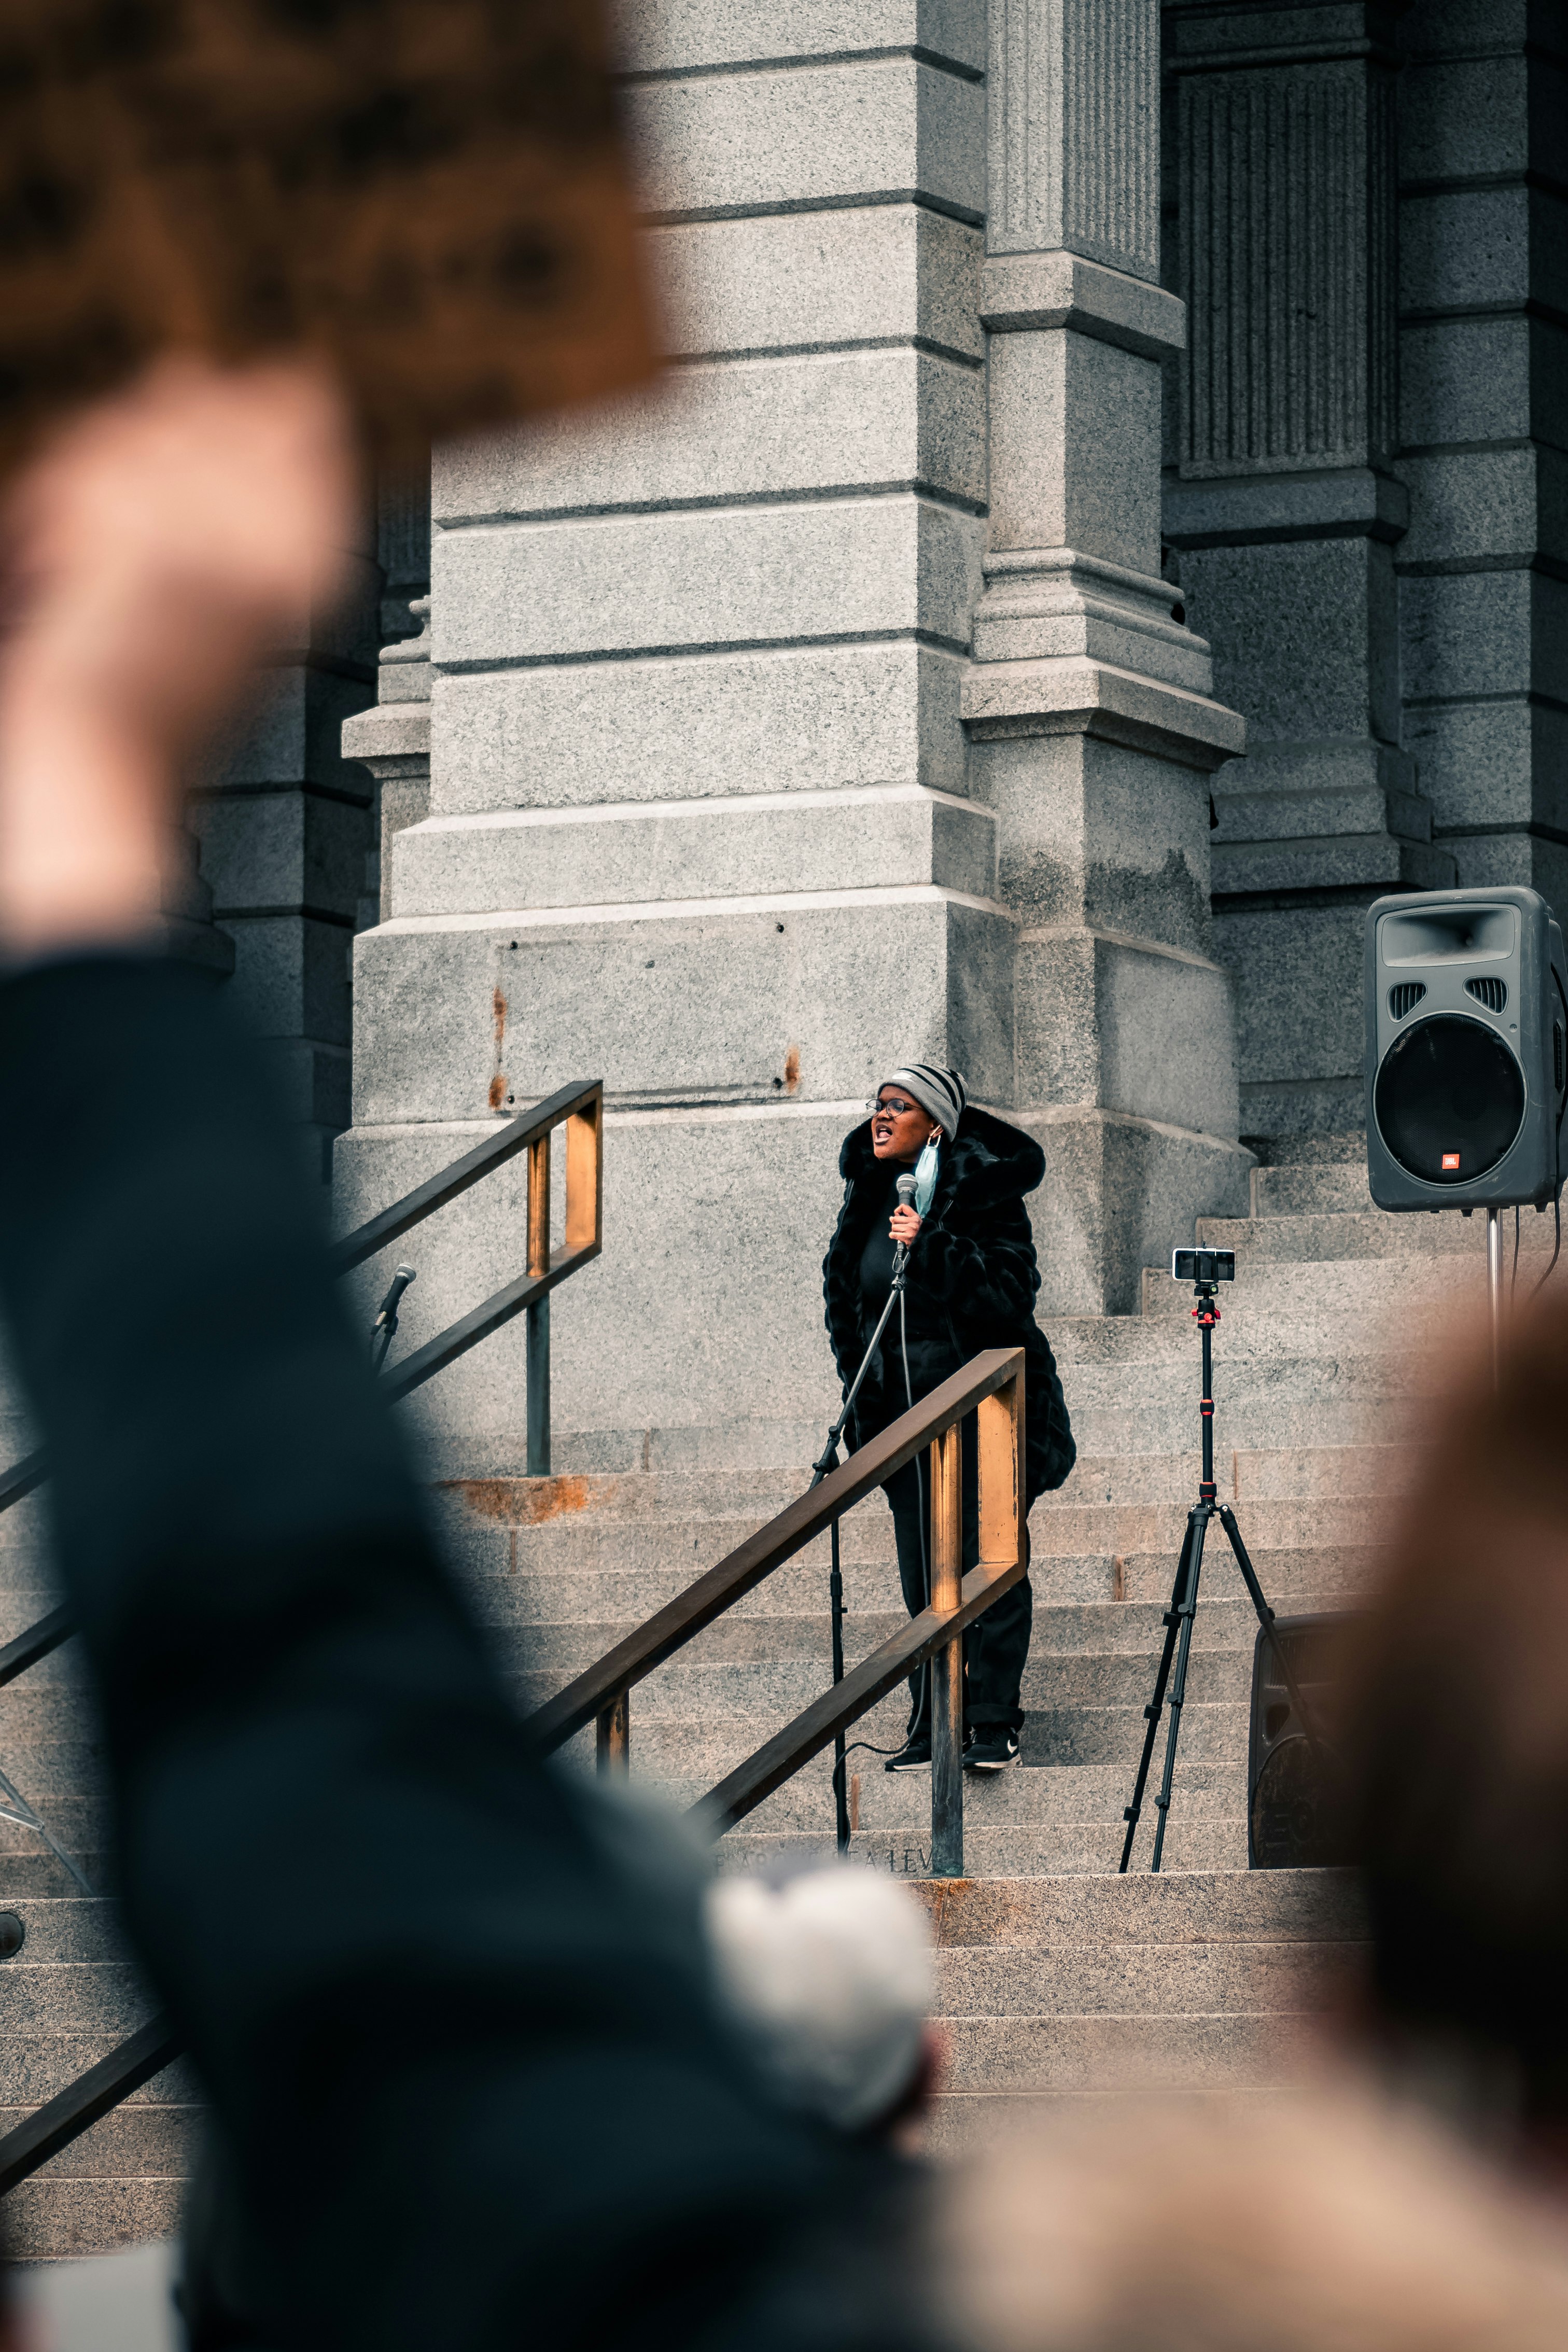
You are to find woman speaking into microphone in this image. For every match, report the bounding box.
[822,1065,1075,1772]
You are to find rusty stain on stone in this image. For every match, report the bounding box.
[783,1044,801,1093]
[487,985,507,1112]
[441,1475,598,1524]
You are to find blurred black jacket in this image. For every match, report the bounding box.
[0,956,937,2352]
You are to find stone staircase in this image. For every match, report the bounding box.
[0,1490,198,2259]
[0,1132,1550,2241]
[436,1132,1534,2145]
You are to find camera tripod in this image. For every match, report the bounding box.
[1119,1269,1322,1872]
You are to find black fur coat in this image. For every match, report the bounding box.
[822,1107,1076,1505]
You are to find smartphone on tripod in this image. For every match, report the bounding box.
[1170,1248,1235,1285]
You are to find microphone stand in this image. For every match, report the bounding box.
[811,1229,912,1855]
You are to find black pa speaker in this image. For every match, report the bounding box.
[1248,1613,1356,1870]
[1365,887,1568,1212]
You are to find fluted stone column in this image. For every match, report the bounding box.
[1164,0,1453,1142]
[962,0,1250,1313]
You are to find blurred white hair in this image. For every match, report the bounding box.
[705,1865,933,2133]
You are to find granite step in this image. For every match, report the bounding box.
[517,1639,1266,1724]
[1065,1396,1426,1453]
[498,1592,1343,1681]
[3,2173,187,2260]
[1250,1163,1374,1216]
[932,1938,1356,2014]
[0,1900,126,1962]
[0,2103,194,2178]
[911,1867,1367,1944]
[0,1853,114,1899]
[1058,1350,1420,1407]
[453,1529,1384,1624]
[1025,1495,1403,1555]
[940,2009,1325,2094]
[1048,1307,1455,1364]
[1141,1259,1483,1320]
[1036,1544,1383,1605]
[719,1817,1246,1878]
[673,1758,1243,1834]
[550,1696,912,1784]
[1025,1700,1244,1767]
[1200,1208,1564,1263]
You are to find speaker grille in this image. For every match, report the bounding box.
[1375,1014,1526,1183]
[1466,974,1508,1012]
[1388,981,1426,1020]
[1249,1738,1350,1870]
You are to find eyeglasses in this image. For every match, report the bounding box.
[869,1096,919,1116]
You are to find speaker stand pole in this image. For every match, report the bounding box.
[1487,1206,1504,1391]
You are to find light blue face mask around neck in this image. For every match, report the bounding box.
[914,1135,941,1215]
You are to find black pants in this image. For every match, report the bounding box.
[867,1392,1033,1738]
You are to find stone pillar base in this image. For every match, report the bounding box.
[1018,1105,1252,1319]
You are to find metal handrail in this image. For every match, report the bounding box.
[0,1348,1025,2199]
[531,1347,1028,1877]
[0,1080,605,2197]
[0,2015,180,2197]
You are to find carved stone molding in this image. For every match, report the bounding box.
[988,0,1158,281]
[1174,16,1401,478]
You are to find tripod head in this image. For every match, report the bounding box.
[1171,1247,1235,1492]
[1172,1245,1234,1328]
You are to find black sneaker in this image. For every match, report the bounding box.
[965,1724,1020,1771]
[884,1735,932,1772]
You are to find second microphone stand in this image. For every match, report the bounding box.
[811,1186,916,1851]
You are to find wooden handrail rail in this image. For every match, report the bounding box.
[0,1077,606,1514]
[533,1344,1027,1881]
[696,1555,1025,1832]
[0,1343,1021,2200]
[0,2014,179,2199]
[529,1349,1026,1754]
[329,1077,603,1273]
[0,1604,73,1693]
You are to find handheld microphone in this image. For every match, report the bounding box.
[374,1265,418,1329]
[892,1172,916,1275]
[371,1265,418,1375]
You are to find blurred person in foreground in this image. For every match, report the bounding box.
[1342,1294,1568,2160]
[0,359,941,2352]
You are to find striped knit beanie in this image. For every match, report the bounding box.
[884,1063,967,1136]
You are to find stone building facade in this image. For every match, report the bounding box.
[241,0,1558,1465]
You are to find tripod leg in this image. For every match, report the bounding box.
[1150,1505,1211,1872]
[1119,1518,1196,1872]
[1217,1505,1333,1781]
[830,1514,850,1852]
